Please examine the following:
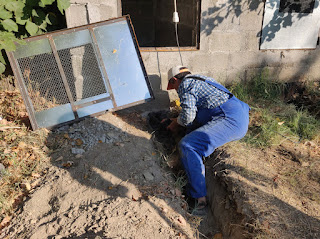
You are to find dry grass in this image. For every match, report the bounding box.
[0,78,50,229]
[217,139,320,239]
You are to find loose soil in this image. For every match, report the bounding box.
[1,112,221,239]
[1,81,319,239]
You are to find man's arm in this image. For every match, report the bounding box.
[177,92,197,127]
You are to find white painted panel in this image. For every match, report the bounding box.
[261,0,320,49]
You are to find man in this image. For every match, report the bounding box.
[166,66,250,215]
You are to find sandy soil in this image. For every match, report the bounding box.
[1,112,220,239]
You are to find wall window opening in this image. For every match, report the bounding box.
[121,0,200,49]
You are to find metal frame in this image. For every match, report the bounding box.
[7,16,154,130]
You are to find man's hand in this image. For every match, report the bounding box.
[167,118,180,133]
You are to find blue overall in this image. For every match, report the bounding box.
[179,76,250,198]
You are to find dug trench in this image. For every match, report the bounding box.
[144,81,320,239]
[147,110,248,238]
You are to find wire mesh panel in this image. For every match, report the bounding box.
[17,52,70,112]
[7,16,154,130]
[57,43,107,102]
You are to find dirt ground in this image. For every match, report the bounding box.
[0,111,221,239]
[0,87,319,239]
[206,140,320,239]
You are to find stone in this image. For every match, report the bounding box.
[301,162,310,167]
[71,148,85,155]
[100,135,106,143]
[57,125,69,132]
[55,156,63,162]
[75,154,83,159]
[21,182,31,191]
[0,163,5,174]
[143,171,154,181]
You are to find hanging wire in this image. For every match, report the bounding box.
[174,0,183,66]
[175,22,184,66]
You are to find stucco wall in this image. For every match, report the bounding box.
[66,0,320,91]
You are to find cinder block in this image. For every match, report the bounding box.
[209,31,245,52]
[70,0,117,5]
[306,66,320,81]
[276,66,304,81]
[229,51,281,70]
[201,0,243,33]
[226,68,247,84]
[239,9,264,31]
[201,9,229,33]
[279,50,316,65]
[244,31,260,52]
[199,32,210,52]
[87,3,117,23]
[206,70,228,84]
[189,52,230,71]
[65,4,88,28]
[141,52,161,75]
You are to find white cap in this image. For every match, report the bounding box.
[168,66,190,80]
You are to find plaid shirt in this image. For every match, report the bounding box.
[177,75,230,127]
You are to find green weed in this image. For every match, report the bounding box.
[174,171,188,191]
[230,70,320,147]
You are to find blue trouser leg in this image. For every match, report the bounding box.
[179,97,250,198]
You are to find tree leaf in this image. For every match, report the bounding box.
[0,62,5,74]
[16,17,28,25]
[0,38,16,51]
[57,0,70,14]
[45,13,52,24]
[0,6,12,19]
[0,0,11,6]
[32,9,39,17]
[39,21,47,30]
[5,1,25,13]
[25,20,39,36]
[0,32,25,50]
[2,19,18,32]
[40,0,55,6]
[45,12,57,25]
[37,28,44,35]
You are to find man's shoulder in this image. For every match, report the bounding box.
[185,74,217,83]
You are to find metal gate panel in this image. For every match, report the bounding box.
[93,20,151,107]
[7,16,154,130]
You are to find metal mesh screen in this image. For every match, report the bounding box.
[58,43,107,102]
[17,52,70,112]
[8,17,154,130]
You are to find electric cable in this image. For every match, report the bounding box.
[173,0,183,66]
[175,22,184,66]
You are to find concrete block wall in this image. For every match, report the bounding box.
[66,0,119,27]
[65,0,320,92]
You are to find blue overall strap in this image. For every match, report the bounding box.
[184,75,232,96]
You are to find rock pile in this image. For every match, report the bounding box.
[55,117,129,154]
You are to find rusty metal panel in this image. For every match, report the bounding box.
[261,0,320,50]
[7,16,154,130]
